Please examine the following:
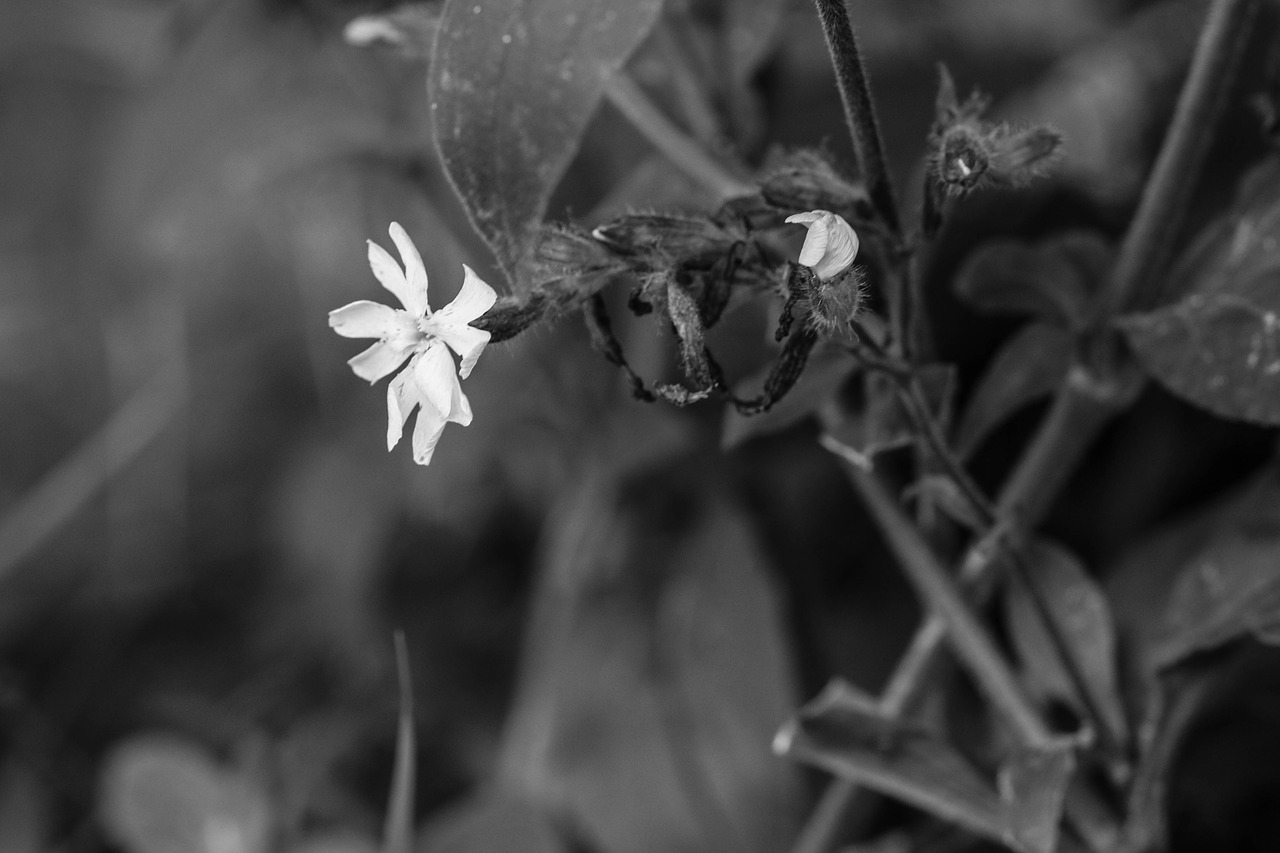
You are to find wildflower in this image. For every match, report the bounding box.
[329,222,496,466]
[785,210,863,335]
[785,210,859,281]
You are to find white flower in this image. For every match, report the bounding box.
[329,222,497,466]
[785,210,859,281]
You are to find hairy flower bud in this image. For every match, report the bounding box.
[929,66,1062,198]
[591,214,738,270]
[760,151,872,221]
[785,210,863,335]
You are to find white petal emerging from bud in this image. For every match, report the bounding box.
[785,210,859,281]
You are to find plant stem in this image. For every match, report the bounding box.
[1102,0,1257,315]
[604,73,753,202]
[830,444,1054,745]
[810,0,901,237]
[789,5,1255,851]
[793,370,1127,853]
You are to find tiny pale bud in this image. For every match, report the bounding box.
[785,210,859,281]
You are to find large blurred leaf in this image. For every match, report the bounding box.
[1109,473,1280,849]
[953,232,1108,330]
[1153,475,1280,670]
[776,680,1074,853]
[98,734,271,853]
[429,0,664,287]
[1003,541,1128,752]
[0,760,49,853]
[498,472,802,853]
[1119,160,1280,424]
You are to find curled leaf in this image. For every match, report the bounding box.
[775,680,1074,853]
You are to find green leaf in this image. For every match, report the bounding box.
[98,734,271,853]
[1153,474,1280,669]
[1119,160,1280,424]
[1003,541,1129,752]
[775,680,1074,853]
[955,322,1073,459]
[430,0,664,287]
[954,232,1108,329]
[498,475,803,853]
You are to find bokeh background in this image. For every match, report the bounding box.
[3,0,1279,850]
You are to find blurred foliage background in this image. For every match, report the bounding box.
[2,0,1279,851]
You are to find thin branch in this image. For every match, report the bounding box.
[0,368,183,580]
[829,443,1053,746]
[1102,0,1258,315]
[604,73,753,201]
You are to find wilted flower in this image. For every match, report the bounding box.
[786,210,860,281]
[329,222,496,466]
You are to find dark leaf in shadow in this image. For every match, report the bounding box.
[954,322,1073,459]
[430,0,664,287]
[1119,161,1280,424]
[954,231,1108,330]
[1003,540,1129,754]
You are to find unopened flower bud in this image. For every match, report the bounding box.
[785,210,859,281]
[929,65,1061,197]
[591,214,737,270]
[761,151,872,221]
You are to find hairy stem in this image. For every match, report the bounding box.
[810,0,901,237]
[605,73,753,201]
[1102,0,1257,315]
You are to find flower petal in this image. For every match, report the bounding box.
[367,240,411,311]
[425,321,491,379]
[347,340,412,383]
[447,377,473,426]
[786,210,858,281]
[412,339,458,419]
[434,265,497,325]
[784,211,823,226]
[410,395,448,465]
[328,300,403,339]
[389,222,430,317]
[386,368,419,450]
